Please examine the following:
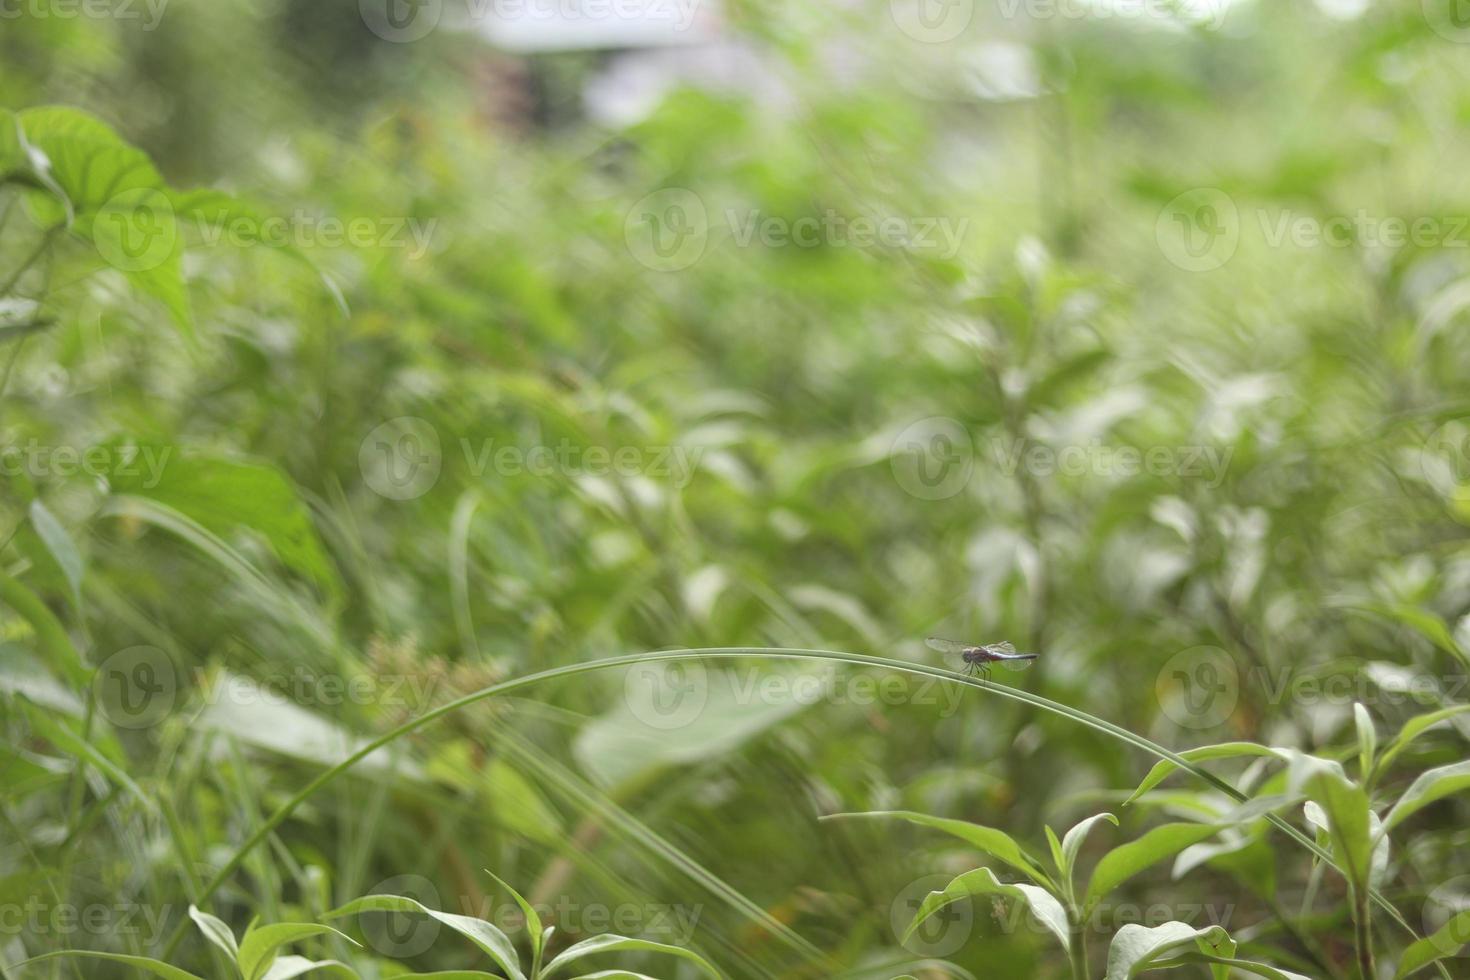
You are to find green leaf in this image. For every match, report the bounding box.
[1104,921,1235,979]
[16,107,192,335]
[1160,952,1314,979]
[540,934,721,979]
[28,499,83,609]
[824,811,1049,884]
[1125,743,1280,805]
[1060,812,1117,884]
[259,956,358,979]
[237,922,358,980]
[1377,705,1470,778]
[325,894,526,980]
[482,869,543,963]
[905,866,1069,954]
[189,904,240,961]
[17,951,205,979]
[110,454,339,596]
[1382,760,1470,835]
[1395,907,1470,978]
[1284,752,1373,894]
[0,567,89,685]
[1044,825,1066,880]
[1354,703,1376,781]
[1084,823,1222,911]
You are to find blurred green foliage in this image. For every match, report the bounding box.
[4,1,1470,978]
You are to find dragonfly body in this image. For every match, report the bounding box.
[926,637,1038,679]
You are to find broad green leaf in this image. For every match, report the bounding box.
[16,108,192,335]
[1395,908,1470,978]
[189,905,240,961]
[482,869,542,962]
[17,107,161,212]
[1104,921,1234,979]
[541,934,720,979]
[905,866,1069,954]
[1383,760,1470,835]
[238,922,358,980]
[825,812,1049,883]
[325,895,525,980]
[17,951,205,979]
[28,499,83,608]
[1125,744,1279,805]
[1084,823,1221,910]
[110,454,339,596]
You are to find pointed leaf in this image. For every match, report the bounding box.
[1061,813,1117,881]
[825,811,1049,883]
[1085,823,1221,910]
[541,934,719,979]
[238,923,358,980]
[1377,705,1470,777]
[1105,921,1234,979]
[28,500,83,608]
[905,866,1069,955]
[1383,760,1470,835]
[1125,744,1279,805]
[483,869,542,960]
[1395,907,1470,978]
[189,905,239,961]
[1354,704,1376,781]
[325,895,525,980]
[260,956,358,980]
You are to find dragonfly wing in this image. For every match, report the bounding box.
[996,655,1037,672]
[984,641,1017,655]
[925,637,968,654]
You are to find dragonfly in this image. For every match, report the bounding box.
[926,637,1038,679]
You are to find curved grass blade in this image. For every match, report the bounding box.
[158,646,1444,971]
